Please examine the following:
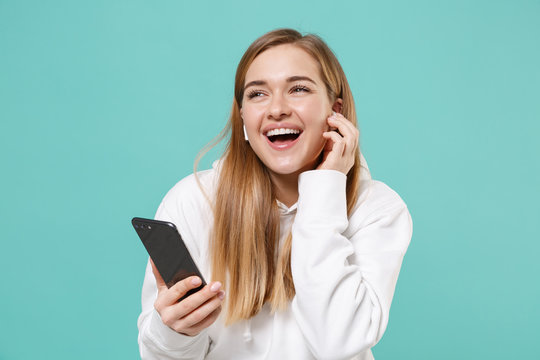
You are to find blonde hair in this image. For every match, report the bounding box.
[195,28,361,324]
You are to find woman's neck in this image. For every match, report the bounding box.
[268,157,322,208]
[269,171,301,208]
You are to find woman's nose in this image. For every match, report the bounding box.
[267,93,291,120]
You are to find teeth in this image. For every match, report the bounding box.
[265,128,301,137]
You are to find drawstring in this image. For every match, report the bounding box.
[243,312,277,357]
[261,311,277,358]
[243,319,253,342]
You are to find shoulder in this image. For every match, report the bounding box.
[156,163,219,222]
[346,179,413,243]
[154,164,220,267]
[355,180,409,216]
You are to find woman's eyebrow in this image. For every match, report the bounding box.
[244,80,266,90]
[286,75,316,84]
[244,76,317,91]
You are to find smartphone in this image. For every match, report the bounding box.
[132,217,206,301]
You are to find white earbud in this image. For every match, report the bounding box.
[243,124,249,141]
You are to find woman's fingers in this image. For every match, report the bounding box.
[169,281,223,318]
[155,276,203,308]
[156,280,226,335]
[322,131,346,157]
[327,114,358,154]
[152,256,227,336]
[318,112,359,174]
[176,291,225,329]
[177,304,223,336]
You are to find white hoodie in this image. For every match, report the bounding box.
[137,158,412,360]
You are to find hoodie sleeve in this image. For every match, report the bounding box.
[290,170,412,360]
[137,176,212,360]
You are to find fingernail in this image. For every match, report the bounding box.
[210,282,222,292]
[191,277,201,286]
[218,290,225,300]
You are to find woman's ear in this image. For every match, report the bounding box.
[240,108,249,141]
[332,98,343,114]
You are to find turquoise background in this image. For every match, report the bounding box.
[1,0,539,358]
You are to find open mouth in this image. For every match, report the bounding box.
[265,128,302,145]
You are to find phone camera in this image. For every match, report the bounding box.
[148,226,152,230]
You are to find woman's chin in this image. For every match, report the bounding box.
[265,158,320,177]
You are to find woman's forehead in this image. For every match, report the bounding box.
[244,44,322,85]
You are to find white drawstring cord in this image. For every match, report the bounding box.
[243,320,253,342]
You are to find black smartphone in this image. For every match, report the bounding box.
[132,217,206,301]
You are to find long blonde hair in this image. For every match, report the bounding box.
[196,28,361,324]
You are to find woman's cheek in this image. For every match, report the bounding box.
[242,108,263,131]
[296,102,328,127]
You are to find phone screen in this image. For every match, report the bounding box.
[132,217,206,300]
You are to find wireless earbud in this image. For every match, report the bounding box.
[243,124,249,141]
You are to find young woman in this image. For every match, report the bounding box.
[137,28,412,360]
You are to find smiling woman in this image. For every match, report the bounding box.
[137,28,412,360]
[241,45,339,184]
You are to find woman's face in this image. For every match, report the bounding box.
[241,44,336,177]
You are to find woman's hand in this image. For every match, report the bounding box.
[317,112,359,175]
[151,259,225,336]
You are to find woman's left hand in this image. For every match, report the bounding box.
[317,112,359,175]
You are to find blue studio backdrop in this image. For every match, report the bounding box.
[1,1,539,359]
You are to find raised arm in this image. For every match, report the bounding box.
[291,170,412,359]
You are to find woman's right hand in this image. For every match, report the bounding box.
[151,259,226,336]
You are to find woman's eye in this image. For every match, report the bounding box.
[291,85,310,93]
[247,90,264,99]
